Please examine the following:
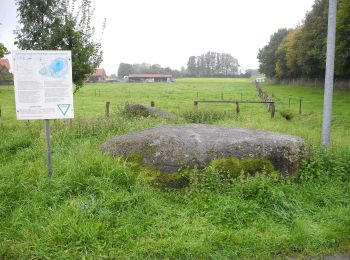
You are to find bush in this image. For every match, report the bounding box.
[180,109,229,123]
[280,110,294,120]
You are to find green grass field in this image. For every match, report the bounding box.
[0,78,350,258]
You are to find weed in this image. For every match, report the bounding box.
[280,110,295,120]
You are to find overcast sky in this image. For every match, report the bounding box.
[1,0,315,75]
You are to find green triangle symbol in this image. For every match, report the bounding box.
[57,104,71,116]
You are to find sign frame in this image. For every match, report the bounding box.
[12,50,74,120]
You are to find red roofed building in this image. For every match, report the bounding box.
[0,59,10,72]
[0,59,13,83]
[89,68,106,82]
[127,74,173,83]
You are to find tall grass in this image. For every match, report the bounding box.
[0,79,350,258]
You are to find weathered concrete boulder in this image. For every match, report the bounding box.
[100,124,309,176]
[123,104,179,120]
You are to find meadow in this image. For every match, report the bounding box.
[0,78,349,258]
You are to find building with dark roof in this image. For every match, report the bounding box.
[127,74,173,83]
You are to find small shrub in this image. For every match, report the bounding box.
[280,110,294,120]
[299,149,350,182]
[180,109,228,123]
[121,103,151,118]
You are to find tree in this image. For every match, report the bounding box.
[258,0,350,80]
[187,56,197,76]
[335,0,350,78]
[285,28,303,78]
[204,52,216,75]
[297,0,328,78]
[0,37,12,81]
[118,63,134,78]
[257,28,289,78]
[15,0,104,92]
[187,52,239,77]
[0,23,10,58]
[221,53,239,76]
[0,43,9,58]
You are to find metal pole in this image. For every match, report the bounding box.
[44,119,53,177]
[321,0,337,148]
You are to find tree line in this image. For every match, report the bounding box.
[10,0,104,92]
[117,63,185,78]
[258,0,350,80]
[187,52,240,77]
[117,57,251,79]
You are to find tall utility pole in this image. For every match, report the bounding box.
[321,0,338,148]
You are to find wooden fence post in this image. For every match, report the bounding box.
[150,101,155,107]
[194,101,198,111]
[236,102,240,115]
[299,98,302,115]
[271,102,275,118]
[105,101,110,118]
[288,98,291,109]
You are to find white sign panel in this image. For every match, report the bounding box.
[12,50,74,120]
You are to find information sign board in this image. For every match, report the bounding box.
[12,50,74,120]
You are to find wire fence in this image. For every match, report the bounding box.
[266,78,350,90]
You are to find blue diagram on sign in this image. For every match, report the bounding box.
[39,58,68,78]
